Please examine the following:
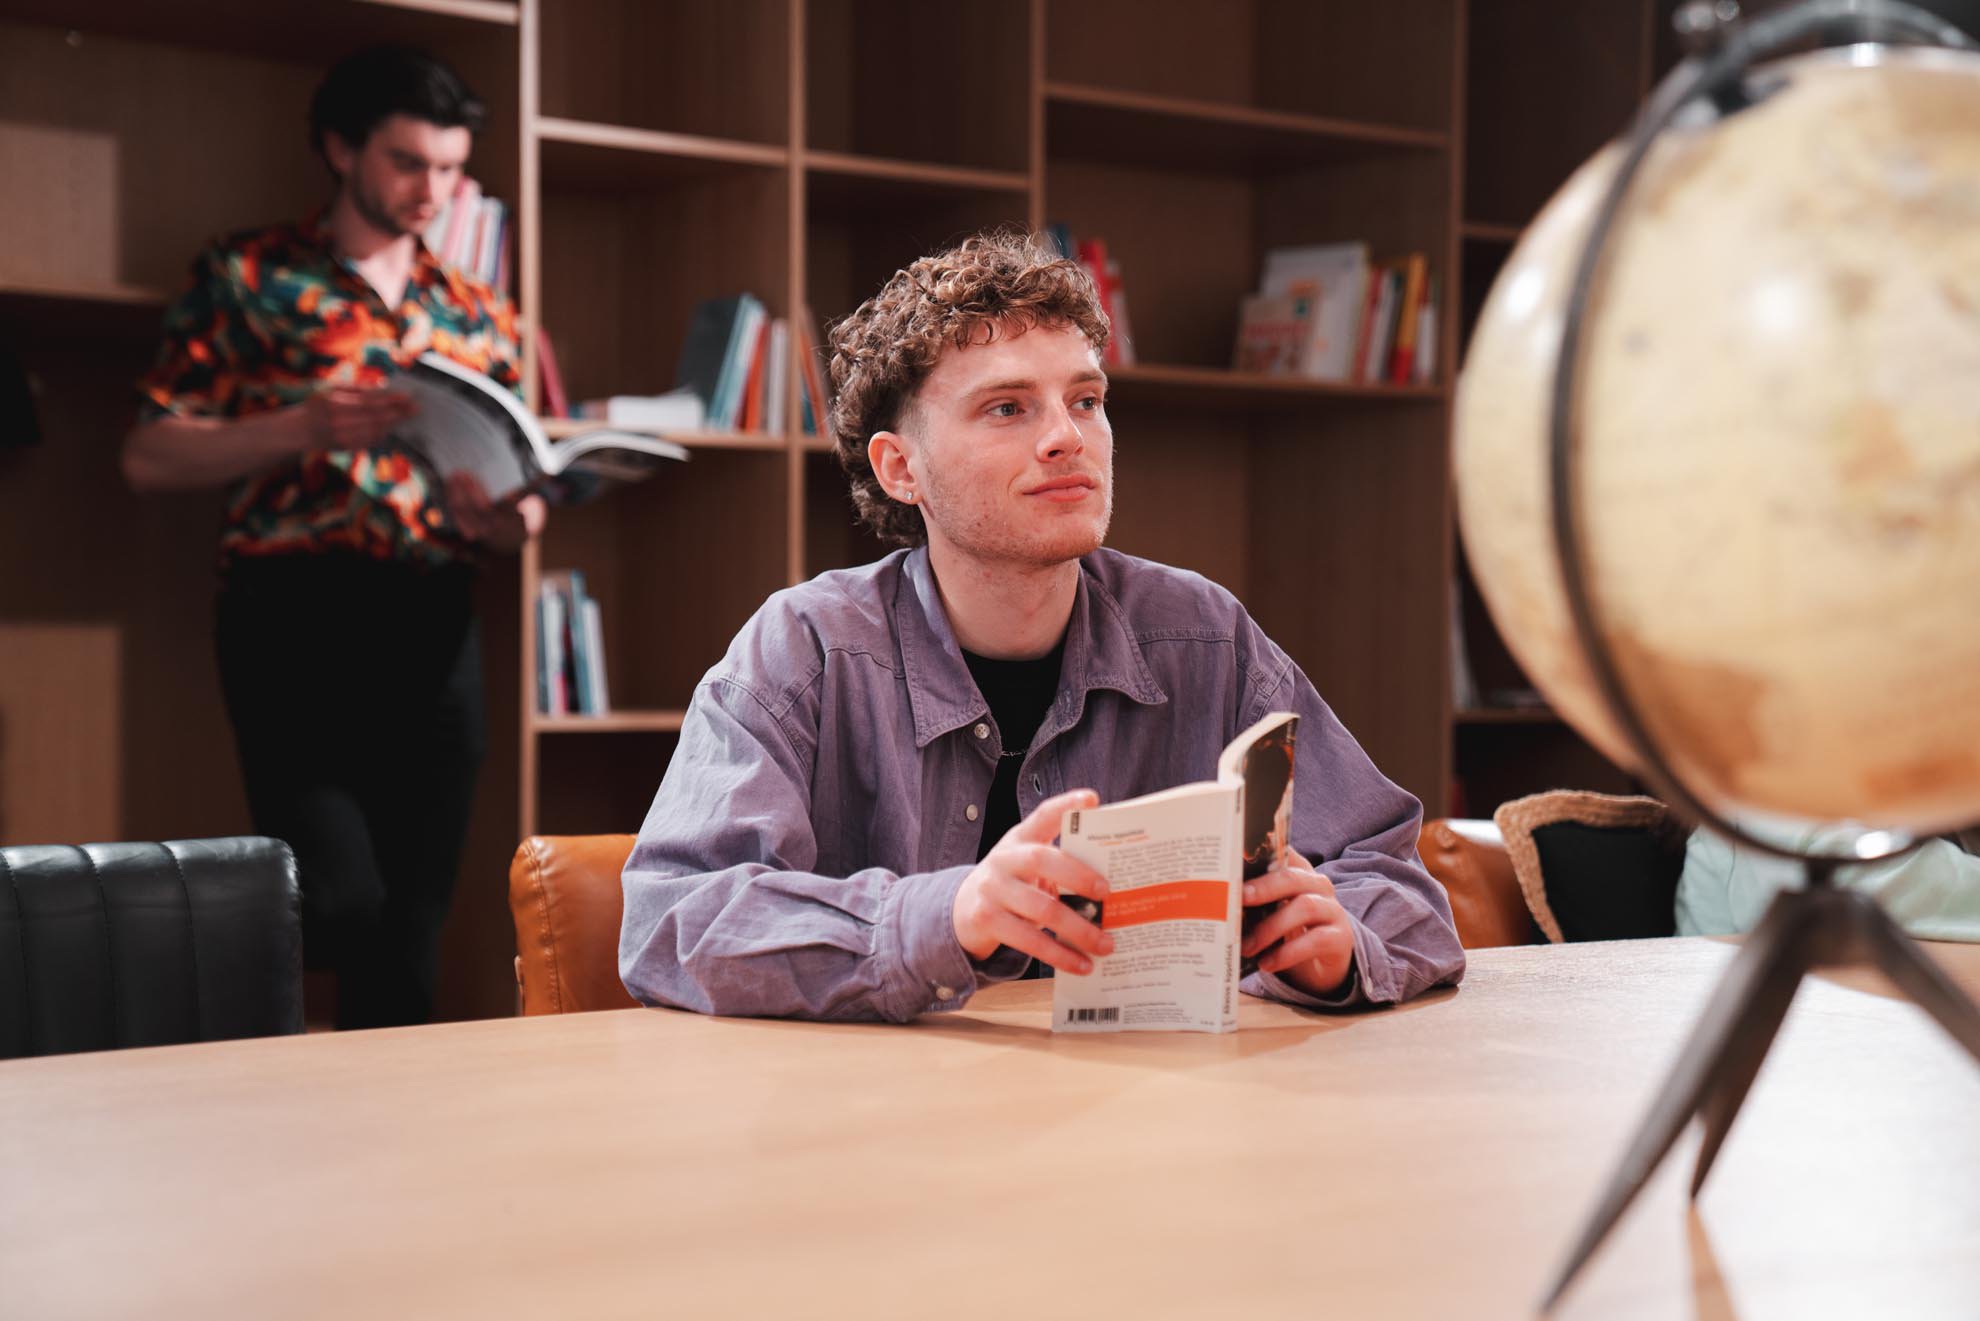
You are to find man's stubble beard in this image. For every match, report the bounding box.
[346,174,423,240]
[920,469,1114,570]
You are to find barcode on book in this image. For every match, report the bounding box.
[1065,1007,1120,1024]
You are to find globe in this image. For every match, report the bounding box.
[1455,43,1980,834]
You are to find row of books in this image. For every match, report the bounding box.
[421,175,511,295]
[1043,225,1138,367]
[1233,242,1437,386]
[533,302,834,438]
[536,571,608,717]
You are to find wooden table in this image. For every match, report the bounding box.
[3,939,1976,1319]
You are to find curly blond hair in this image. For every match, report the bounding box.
[826,229,1110,547]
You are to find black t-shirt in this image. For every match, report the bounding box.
[963,640,1066,860]
[964,641,1066,981]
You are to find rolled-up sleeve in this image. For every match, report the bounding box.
[619,674,980,1022]
[1238,653,1467,1009]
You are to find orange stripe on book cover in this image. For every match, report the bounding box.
[1100,880,1230,929]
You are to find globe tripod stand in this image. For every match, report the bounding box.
[1540,863,1980,1311]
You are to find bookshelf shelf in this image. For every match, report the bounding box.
[534,711,686,735]
[8,0,517,59]
[0,280,174,339]
[537,118,789,190]
[356,0,517,23]
[1045,82,1447,174]
[1105,363,1445,410]
[538,418,789,454]
[804,152,1030,216]
[804,152,1028,195]
[1454,707,1563,727]
[1460,221,1524,244]
[0,278,168,308]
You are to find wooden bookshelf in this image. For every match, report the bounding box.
[1452,0,1683,815]
[0,0,1687,1020]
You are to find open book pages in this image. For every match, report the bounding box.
[1052,711,1299,1033]
[387,353,688,506]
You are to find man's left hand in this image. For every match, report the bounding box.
[1240,848,1356,998]
[444,472,546,551]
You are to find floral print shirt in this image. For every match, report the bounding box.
[138,213,523,567]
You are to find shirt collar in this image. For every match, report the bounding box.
[894,546,1168,750]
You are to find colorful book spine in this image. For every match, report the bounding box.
[1388,254,1429,384]
[565,570,594,716]
[581,597,609,715]
[536,326,570,420]
[796,310,831,438]
[538,583,567,717]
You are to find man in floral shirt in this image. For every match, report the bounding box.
[124,47,536,1028]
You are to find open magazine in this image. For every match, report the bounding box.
[386,352,689,505]
[1052,711,1298,1034]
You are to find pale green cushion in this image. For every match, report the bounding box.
[1676,819,1980,942]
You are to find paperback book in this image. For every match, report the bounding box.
[1052,711,1299,1034]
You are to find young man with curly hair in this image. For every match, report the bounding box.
[620,232,1464,1021]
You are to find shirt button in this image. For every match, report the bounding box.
[934,985,956,1001]
[965,804,980,822]
[973,723,989,739]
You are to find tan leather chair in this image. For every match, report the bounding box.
[1417,818,1540,948]
[509,835,639,1015]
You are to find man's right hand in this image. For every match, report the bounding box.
[952,788,1113,974]
[299,386,418,454]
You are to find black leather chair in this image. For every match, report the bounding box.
[0,837,303,1058]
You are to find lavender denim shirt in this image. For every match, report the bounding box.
[620,547,1465,1022]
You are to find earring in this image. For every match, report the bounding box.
[901,489,915,502]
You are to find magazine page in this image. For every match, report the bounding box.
[391,354,691,505]
[1219,712,1300,976]
[386,356,533,498]
[1053,784,1240,1034]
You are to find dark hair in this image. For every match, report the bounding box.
[827,229,1109,547]
[309,46,486,174]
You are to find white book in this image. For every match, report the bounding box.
[1262,242,1368,382]
[422,197,453,257]
[1415,293,1438,384]
[540,584,568,717]
[581,597,609,715]
[1104,259,1137,367]
[388,352,690,505]
[475,198,505,285]
[1052,711,1299,1034]
[577,390,706,432]
[765,319,789,436]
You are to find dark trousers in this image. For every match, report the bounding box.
[216,555,486,1029]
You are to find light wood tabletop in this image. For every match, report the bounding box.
[3,938,1976,1320]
